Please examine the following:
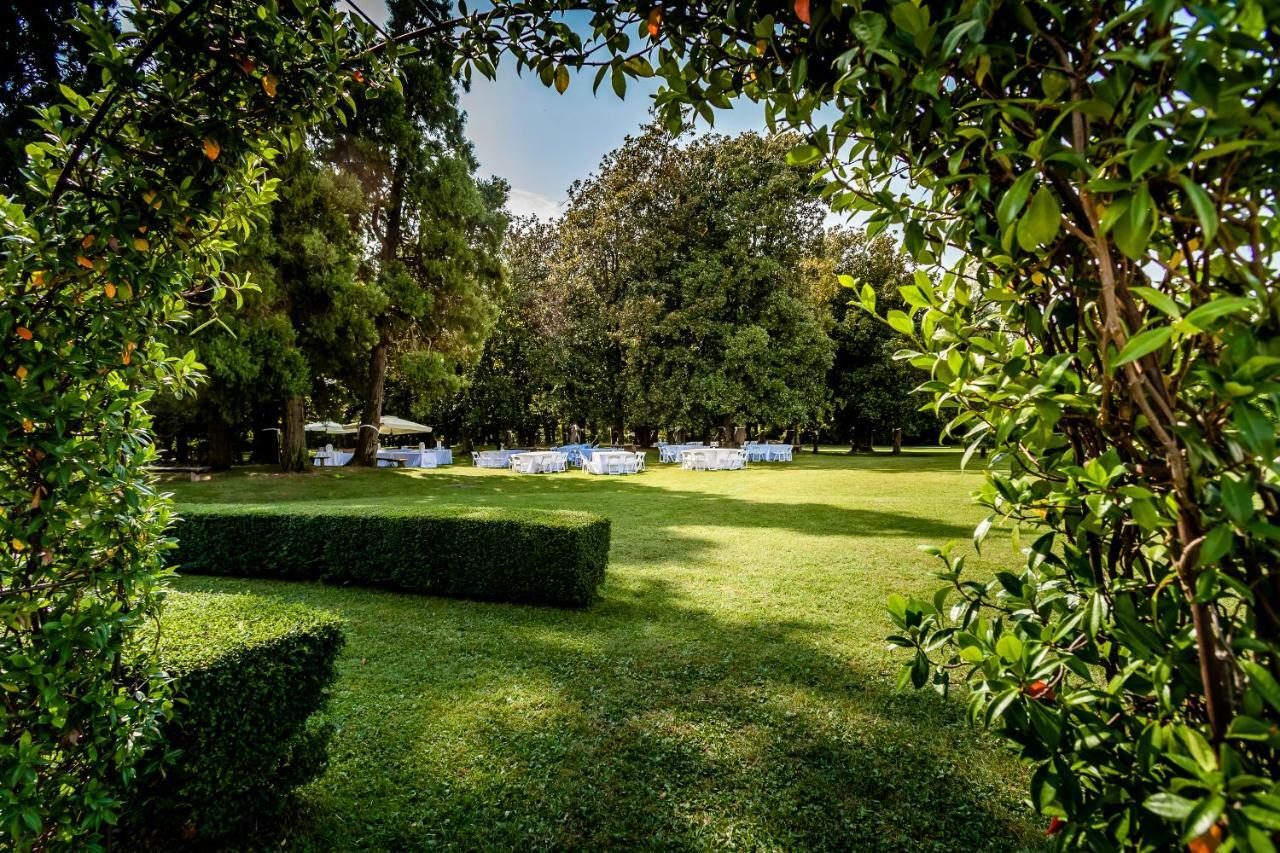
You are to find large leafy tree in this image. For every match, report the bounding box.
[813,228,934,451]
[445,0,1280,847]
[0,2,401,845]
[340,0,507,466]
[173,150,377,471]
[546,127,832,442]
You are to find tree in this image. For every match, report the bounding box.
[338,0,507,466]
[0,2,112,195]
[544,127,832,443]
[814,229,934,452]
[449,1,1280,846]
[453,216,572,446]
[0,2,400,845]
[177,150,376,471]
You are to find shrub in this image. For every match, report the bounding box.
[124,590,344,844]
[173,505,610,607]
[0,4,401,846]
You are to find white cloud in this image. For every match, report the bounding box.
[506,187,565,221]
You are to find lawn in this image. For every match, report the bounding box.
[169,449,1042,850]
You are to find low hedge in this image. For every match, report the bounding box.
[171,504,610,607]
[124,590,344,844]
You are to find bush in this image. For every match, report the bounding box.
[173,505,610,607]
[124,590,344,844]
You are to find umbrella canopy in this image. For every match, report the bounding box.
[304,421,355,434]
[343,416,432,436]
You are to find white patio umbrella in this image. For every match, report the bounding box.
[342,416,432,436]
[304,421,355,434]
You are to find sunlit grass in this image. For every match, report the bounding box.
[170,449,1042,850]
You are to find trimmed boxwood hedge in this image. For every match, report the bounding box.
[124,590,344,844]
[171,504,610,607]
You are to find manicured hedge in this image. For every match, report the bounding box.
[124,590,344,844]
[172,504,610,607]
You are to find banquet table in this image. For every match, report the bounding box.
[658,443,707,463]
[553,443,594,466]
[584,450,642,475]
[744,443,793,462]
[509,451,567,474]
[313,449,354,467]
[376,448,437,468]
[680,448,746,471]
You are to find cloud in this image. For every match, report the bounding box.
[506,187,565,221]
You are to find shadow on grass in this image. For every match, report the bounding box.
[176,576,1040,851]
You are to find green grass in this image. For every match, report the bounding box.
[168,449,1042,850]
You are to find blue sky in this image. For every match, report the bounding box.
[348,1,771,218]
[460,68,770,218]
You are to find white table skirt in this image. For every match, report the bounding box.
[680,448,746,471]
[313,449,353,467]
[744,444,793,462]
[585,450,643,475]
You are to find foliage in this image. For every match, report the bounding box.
[448,0,1280,846]
[452,216,575,445]
[174,504,610,607]
[167,452,1041,848]
[156,149,378,469]
[812,228,935,449]
[0,2,398,846]
[123,590,344,844]
[338,0,508,465]
[0,1,111,194]
[454,128,835,443]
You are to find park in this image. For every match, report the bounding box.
[2,1,1277,851]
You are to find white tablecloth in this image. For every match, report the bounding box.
[313,449,353,467]
[680,448,746,471]
[585,450,643,475]
[510,451,567,473]
[658,443,706,463]
[744,444,793,462]
[377,449,437,468]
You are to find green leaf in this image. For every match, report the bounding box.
[1144,792,1196,820]
[1015,186,1061,251]
[1130,286,1181,318]
[1113,326,1172,366]
[786,144,822,166]
[996,172,1036,231]
[1241,660,1280,713]
[1177,176,1218,244]
[886,310,914,336]
[995,633,1023,663]
[1182,794,1225,843]
[1183,296,1253,330]
[554,65,569,94]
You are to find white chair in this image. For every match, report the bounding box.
[552,452,568,473]
[605,454,625,475]
[633,452,646,472]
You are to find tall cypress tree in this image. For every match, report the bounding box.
[336,0,507,465]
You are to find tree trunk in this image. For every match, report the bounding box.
[351,156,406,468]
[281,395,309,472]
[812,430,820,454]
[892,427,903,455]
[207,413,234,471]
[350,333,389,466]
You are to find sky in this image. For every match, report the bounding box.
[459,69,771,219]
[347,0,772,219]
